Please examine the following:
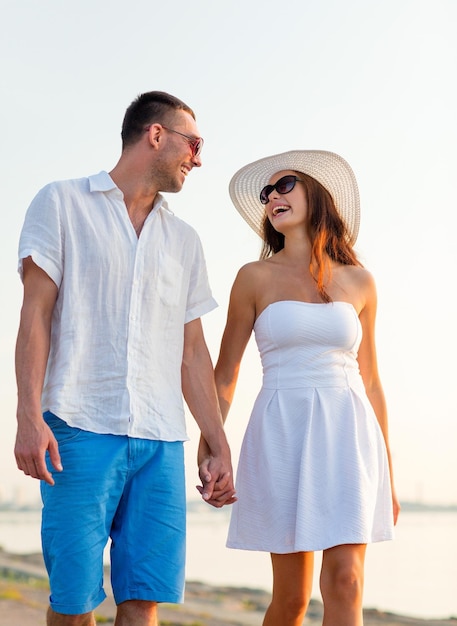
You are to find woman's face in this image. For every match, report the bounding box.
[262,170,308,233]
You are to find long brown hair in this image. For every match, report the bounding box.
[260,172,362,302]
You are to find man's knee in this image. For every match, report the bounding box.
[116,599,158,624]
[47,607,96,626]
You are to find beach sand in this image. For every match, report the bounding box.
[0,549,455,625]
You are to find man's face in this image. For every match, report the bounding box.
[153,110,203,193]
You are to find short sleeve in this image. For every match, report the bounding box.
[184,232,217,323]
[18,182,64,287]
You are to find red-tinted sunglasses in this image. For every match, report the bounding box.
[162,126,204,158]
[144,125,204,158]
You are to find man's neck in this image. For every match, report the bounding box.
[109,160,160,235]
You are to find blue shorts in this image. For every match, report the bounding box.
[41,411,186,615]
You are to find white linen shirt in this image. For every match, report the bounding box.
[18,171,217,441]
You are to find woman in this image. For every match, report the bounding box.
[210,151,400,626]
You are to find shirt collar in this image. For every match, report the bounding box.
[88,171,118,192]
[87,171,171,214]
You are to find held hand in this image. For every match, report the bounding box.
[197,456,236,508]
[196,477,238,508]
[14,419,62,486]
[196,481,238,508]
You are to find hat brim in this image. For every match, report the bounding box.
[228,150,360,245]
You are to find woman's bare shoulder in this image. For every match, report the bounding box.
[229,260,274,308]
[235,259,273,282]
[332,264,377,313]
[336,264,376,289]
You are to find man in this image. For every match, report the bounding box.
[14,91,235,626]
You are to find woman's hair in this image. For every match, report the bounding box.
[121,91,195,149]
[260,171,362,302]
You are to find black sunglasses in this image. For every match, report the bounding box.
[260,175,304,205]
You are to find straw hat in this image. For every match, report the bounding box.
[228,150,360,245]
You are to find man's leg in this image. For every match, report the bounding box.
[47,607,96,625]
[41,413,128,620]
[114,600,158,626]
[110,439,186,609]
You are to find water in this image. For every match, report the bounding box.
[1,505,456,620]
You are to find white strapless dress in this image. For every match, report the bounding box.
[227,301,394,553]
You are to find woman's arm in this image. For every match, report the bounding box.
[215,265,258,421]
[357,270,401,525]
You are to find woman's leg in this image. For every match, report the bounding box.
[263,552,314,626]
[320,544,366,626]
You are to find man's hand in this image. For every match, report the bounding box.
[196,455,237,508]
[14,418,62,486]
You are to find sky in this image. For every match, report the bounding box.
[1,0,456,507]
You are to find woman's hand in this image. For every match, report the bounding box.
[197,456,237,508]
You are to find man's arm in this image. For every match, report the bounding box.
[14,256,62,485]
[181,318,236,507]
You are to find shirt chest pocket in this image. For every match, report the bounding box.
[156,253,184,307]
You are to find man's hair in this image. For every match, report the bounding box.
[121,91,196,149]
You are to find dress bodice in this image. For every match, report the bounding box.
[253,300,364,390]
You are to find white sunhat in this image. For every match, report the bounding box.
[228,150,361,245]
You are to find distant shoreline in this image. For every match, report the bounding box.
[2,499,457,514]
[0,548,456,626]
